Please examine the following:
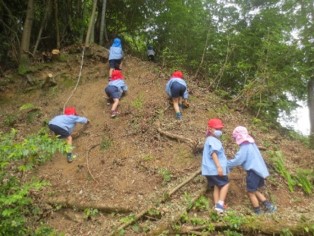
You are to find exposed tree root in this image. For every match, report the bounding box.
[45,198,132,214]
[157,128,202,154]
[176,222,313,235]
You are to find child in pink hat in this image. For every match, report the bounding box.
[227,126,276,214]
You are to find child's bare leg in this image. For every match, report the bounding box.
[172,98,180,113]
[255,191,267,202]
[109,68,114,77]
[218,183,229,203]
[66,136,73,146]
[213,186,219,204]
[247,192,259,207]
[111,98,119,111]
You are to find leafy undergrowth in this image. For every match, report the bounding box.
[0,48,314,235]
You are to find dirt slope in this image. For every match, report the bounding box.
[1,49,314,235]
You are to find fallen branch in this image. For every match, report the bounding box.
[108,168,204,236]
[86,143,100,183]
[45,198,132,214]
[164,167,201,201]
[157,128,199,148]
[147,186,207,236]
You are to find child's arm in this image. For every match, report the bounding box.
[212,152,223,176]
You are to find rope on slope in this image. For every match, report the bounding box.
[62,45,86,112]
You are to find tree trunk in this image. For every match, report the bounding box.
[308,78,314,148]
[54,0,60,49]
[99,0,107,45]
[85,0,98,47]
[19,0,34,65]
[33,0,51,55]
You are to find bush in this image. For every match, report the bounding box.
[0,129,66,235]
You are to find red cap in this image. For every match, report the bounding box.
[208,118,224,129]
[64,107,77,115]
[111,70,124,80]
[172,70,183,78]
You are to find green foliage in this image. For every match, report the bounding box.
[83,208,99,220]
[158,168,172,184]
[3,114,18,127]
[120,214,136,224]
[100,135,113,150]
[131,94,144,110]
[270,151,313,194]
[295,169,313,195]
[269,151,295,192]
[280,228,293,236]
[0,129,67,235]
[191,195,209,211]
[19,103,36,111]
[223,210,246,230]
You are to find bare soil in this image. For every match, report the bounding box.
[1,47,313,235]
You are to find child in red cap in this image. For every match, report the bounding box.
[48,107,89,163]
[104,70,128,118]
[202,118,229,213]
[165,70,189,120]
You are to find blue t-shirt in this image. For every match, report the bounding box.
[227,142,269,178]
[202,136,228,176]
[49,115,88,134]
[165,77,188,99]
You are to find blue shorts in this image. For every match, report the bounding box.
[109,59,122,69]
[48,124,70,138]
[246,170,265,192]
[205,175,229,188]
[170,81,186,98]
[105,85,121,99]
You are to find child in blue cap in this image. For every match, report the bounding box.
[108,37,124,79]
[202,118,229,213]
[227,126,277,214]
[165,70,189,120]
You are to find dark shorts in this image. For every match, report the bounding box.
[246,170,265,192]
[109,59,122,69]
[48,124,70,139]
[205,175,229,188]
[105,85,121,99]
[170,81,186,98]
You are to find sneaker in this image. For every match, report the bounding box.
[111,110,119,118]
[214,203,224,213]
[253,207,263,215]
[264,202,277,213]
[176,112,182,120]
[179,104,183,112]
[67,154,73,163]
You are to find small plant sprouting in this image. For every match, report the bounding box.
[100,135,113,150]
[84,208,99,220]
[131,94,144,110]
[158,168,172,184]
[192,195,209,211]
[120,214,136,224]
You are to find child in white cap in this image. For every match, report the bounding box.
[227,126,276,214]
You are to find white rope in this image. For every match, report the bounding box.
[63,45,86,113]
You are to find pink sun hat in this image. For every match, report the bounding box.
[232,126,255,145]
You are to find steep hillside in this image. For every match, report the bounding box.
[1,47,313,235]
